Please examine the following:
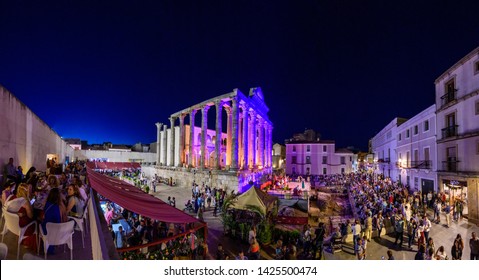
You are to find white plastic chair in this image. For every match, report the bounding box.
[68,197,90,248]
[1,196,24,230]
[1,210,37,259]
[23,252,43,260]
[39,220,75,260]
[0,242,8,260]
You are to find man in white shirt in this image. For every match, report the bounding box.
[352,219,362,253]
[423,215,432,242]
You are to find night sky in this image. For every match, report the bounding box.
[1,1,478,151]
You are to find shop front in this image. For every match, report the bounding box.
[439,176,479,225]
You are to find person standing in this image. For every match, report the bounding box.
[115,226,126,249]
[248,238,261,260]
[376,213,384,240]
[423,215,432,242]
[3,157,16,183]
[365,213,373,242]
[356,237,366,260]
[451,234,464,260]
[407,218,417,249]
[444,203,451,228]
[470,232,479,260]
[15,166,24,186]
[352,219,361,253]
[394,214,404,248]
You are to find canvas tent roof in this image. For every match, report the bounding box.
[278,199,309,213]
[231,186,278,215]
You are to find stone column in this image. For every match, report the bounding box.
[189,110,197,167]
[169,116,176,167]
[231,97,239,170]
[268,124,273,167]
[238,109,243,168]
[201,106,209,169]
[242,107,249,170]
[162,124,167,165]
[155,122,162,165]
[215,101,223,170]
[226,107,232,167]
[258,118,264,168]
[250,111,257,169]
[264,123,269,168]
[178,115,185,167]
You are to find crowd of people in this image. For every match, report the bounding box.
[345,172,478,260]
[1,158,89,255]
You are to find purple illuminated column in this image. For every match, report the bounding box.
[251,112,257,169]
[268,124,273,167]
[258,118,264,168]
[178,115,185,167]
[155,122,162,165]
[188,109,196,167]
[242,107,249,170]
[201,106,209,169]
[225,108,232,167]
[215,101,223,170]
[231,97,239,170]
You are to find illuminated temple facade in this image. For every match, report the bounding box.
[151,87,273,192]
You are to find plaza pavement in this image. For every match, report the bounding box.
[152,182,479,260]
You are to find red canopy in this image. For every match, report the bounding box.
[87,167,199,224]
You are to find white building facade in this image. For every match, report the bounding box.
[285,141,354,176]
[371,118,407,181]
[435,47,479,225]
[396,105,437,192]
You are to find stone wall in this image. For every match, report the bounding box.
[74,150,156,164]
[0,85,74,180]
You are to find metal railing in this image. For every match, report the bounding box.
[441,125,458,138]
[377,158,390,163]
[440,90,457,108]
[441,160,460,172]
[409,160,432,169]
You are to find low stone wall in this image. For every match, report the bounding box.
[142,166,272,193]
[143,166,240,193]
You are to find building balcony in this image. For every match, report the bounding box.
[440,90,457,108]
[409,160,432,169]
[441,125,458,139]
[441,160,460,172]
[377,158,390,163]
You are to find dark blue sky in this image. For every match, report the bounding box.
[1,1,478,150]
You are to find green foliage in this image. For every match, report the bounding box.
[272,228,301,245]
[257,223,273,245]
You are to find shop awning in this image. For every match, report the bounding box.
[86,167,200,224]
